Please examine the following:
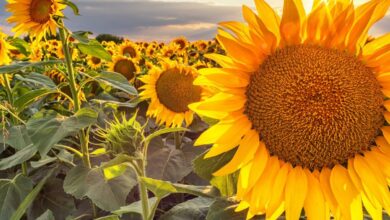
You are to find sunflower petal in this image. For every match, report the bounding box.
[285,166,308,220]
[304,170,329,220]
[280,0,306,45]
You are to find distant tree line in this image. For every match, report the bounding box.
[95,34,124,44]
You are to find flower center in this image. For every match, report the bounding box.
[114,59,136,80]
[123,46,137,58]
[91,57,101,65]
[30,0,53,24]
[245,45,384,170]
[156,68,202,113]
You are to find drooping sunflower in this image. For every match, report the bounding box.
[109,55,140,82]
[6,0,66,40]
[190,0,390,219]
[139,61,203,127]
[119,41,140,59]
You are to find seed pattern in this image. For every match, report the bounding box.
[156,68,202,113]
[245,45,384,170]
[30,0,52,23]
[114,59,136,80]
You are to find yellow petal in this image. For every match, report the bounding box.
[319,168,340,217]
[254,0,281,42]
[285,166,308,220]
[330,165,362,220]
[304,170,329,220]
[266,163,291,219]
[280,0,306,45]
[362,33,390,57]
[213,130,259,176]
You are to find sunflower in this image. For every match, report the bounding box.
[6,0,66,40]
[139,61,202,127]
[119,41,140,59]
[171,36,189,52]
[0,32,12,66]
[29,42,43,62]
[194,40,208,51]
[57,44,79,60]
[109,55,140,82]
[87,55,103,69]
[190,0,390,219]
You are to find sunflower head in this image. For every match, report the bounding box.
[6,0,66,40]
[109,55,140,82]
[119,40,140,59]
[139,60,202,127]
[190,0,390,219]
[171,36,188,51]
[87,55,103,69]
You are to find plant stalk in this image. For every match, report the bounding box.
[58,22,95,217]
[174,132,182,149]
[2,74,28,176]
[137,159,150,220]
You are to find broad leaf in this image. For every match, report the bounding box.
[71,31,92,43]
[0,60,62,74]
[0,174,33,220]
[113,197,158,216]
[61,0,80,16]
[141,177,217,198]
[14,88,55,113]
[9,38,30,56]
[36,210,55,220]
[210,174,237,197]
[193,148,236,180]
[77,40,111,61]
[94,215,120,220]
[94,71,138,95]
[11,167,56,220]
[147,137,193,183]
[0,125,32,150]
[160,197,214,220]
[0,144,37,170]
[27,109,98,155]
[64,166,137,211]
[206,200,250,220]
[15,72,56,88]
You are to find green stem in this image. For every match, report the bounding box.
[174,132,182,149]
[137,159,150,220]
[147,197,161,220]
[58,21,95,217]
[2,74,28,176]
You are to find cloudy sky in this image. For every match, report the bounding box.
[0,0,388,42]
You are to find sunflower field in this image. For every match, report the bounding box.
[1,0,390,220]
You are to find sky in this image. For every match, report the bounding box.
[0,0,389,42]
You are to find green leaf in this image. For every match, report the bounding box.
[10,167,56,220]
[9,38,30,56]
[36,210,55,220]
[60,0,79,15]
[160,197,214,220]
[0,174,33,220]
[206,200,251,220]
[94,215,120,220]
[113,197,158,216]
[77,40,112,61]
[193,148,236,180]
[30,156,57,168]
[0,125,32,150]
[0,60,62,74]
[141,177,217,198]
[27,109,98,155]
[15,72,56,88]
[0,144,37,170]
[63,166,90,199]
[63,166,138,211]
[14,88,55,112]
[144,127,187,144]
[147,138,193,183]
[94,71,138,95]
[71,31,92,44]
[210,174,237,197]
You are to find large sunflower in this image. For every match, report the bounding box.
[6,0,66,40]
[190,0,390,219]
[139,61,202,127]
[0,32,12,66]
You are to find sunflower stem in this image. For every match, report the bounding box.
[59,22,96,217]
[137,159,150,220]
[174,131,182,149]
[2,74,28,176]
